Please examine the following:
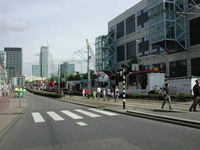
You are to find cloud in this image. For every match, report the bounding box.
[0,18,29,36]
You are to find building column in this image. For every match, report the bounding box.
[187,59,191,77]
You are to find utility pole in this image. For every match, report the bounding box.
[58,64,60,94]
[86,39,91,98]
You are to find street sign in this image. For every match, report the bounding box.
[62,78,65,82]
[131,64,139,71]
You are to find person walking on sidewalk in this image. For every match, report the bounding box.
[82,88,85,97]
[162,83,173,110]
[114,86,119,102]
[96,87,101,100]
[107,88,111,101]
[102,89,106,101]
[189,79,200,112]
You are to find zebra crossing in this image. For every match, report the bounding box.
[31,108,118,126]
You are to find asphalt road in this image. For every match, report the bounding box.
[0,93,200,150]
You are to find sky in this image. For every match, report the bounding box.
[0,0,141,75]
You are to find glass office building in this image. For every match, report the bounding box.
[40,46,49,78]
[100,0,200,77]
[4,47,23,82]
[32,65,41,77]
[60,62,75,76]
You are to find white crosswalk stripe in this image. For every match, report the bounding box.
[47,111,65,121]
[32,112,45,123]
[75,109,101,118]
[61,110,83,119]
[88,108,118,116]
[32,109,118,124]
[76,122,88,126]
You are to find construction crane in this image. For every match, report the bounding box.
[49,54,57,77]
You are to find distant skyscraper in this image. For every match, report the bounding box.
[32,65,41,77]
[40,46,49,78]
[60,62,75,76]
[0,51,6,67]
[4,47,23,81]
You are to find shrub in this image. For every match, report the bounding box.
[26,89,62,98]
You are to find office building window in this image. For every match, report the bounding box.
[138,36,149,57]
[191,57,200,76]
[169,60,187,77]
[190,17,200,45]
[137,8,148,30]
[126,14,135,35]
[117,21,124,39]
[126,41,136,60]
[117,45,125,62]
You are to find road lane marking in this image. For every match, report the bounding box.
[89,108,118,116]
[75,109,101,118]
[46,111,65,121]
[61,110,83,120]
[32,112,45,123]
[76,122,88,126]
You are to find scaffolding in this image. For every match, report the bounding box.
[101,30,117,76]
[148,0,186,53]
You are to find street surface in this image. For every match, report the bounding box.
[0,93,200,150]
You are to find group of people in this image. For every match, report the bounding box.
[84,86,120,102]
[14,87,26,98]
[1,87,9,97]
[161,79,200,112]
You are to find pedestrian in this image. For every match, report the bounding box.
[107,88,111,101]
[161,83,173,110]
[96,87,101,100]
[69,86,73,98]
[111,86,114,99]
[154,85,158,94]
[114,86,119,102]
[189,79,200,112]
[22,87,26,98]
[1,87,4,97]
[85,89,88,97]
[82,88,85,97]
[102,89,106,101]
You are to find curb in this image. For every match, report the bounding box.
[57,98,200,129]
[126,110,200,129]
[0,98,29,142]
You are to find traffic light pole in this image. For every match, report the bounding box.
[123,68,126,109]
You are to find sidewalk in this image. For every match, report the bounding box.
[59,95,200,129]
[0,95,27,139]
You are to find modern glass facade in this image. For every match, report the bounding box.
[60,62,75,76]
[148,0,186,53]
[0,51,6,67]
[104,0,200,78]
[32,65,41,77]
[95,30,116,75]
[40,46,49,78]
[4,47,22,81]
[95,36,107,72]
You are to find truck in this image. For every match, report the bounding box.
[165,76,200,95]
[119,70,166,94]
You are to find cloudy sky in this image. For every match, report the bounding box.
[0,0,140,75]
